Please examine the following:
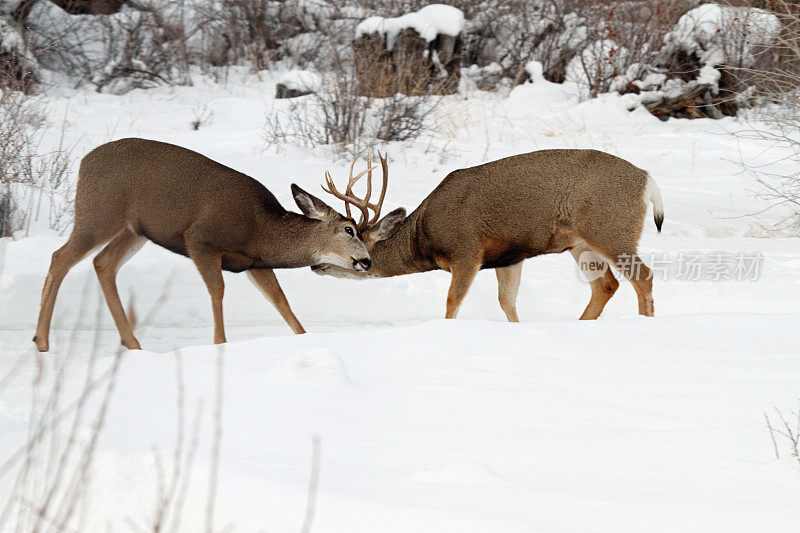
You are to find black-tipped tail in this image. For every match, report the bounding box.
[654,212,664,233]
[646,175,664,234]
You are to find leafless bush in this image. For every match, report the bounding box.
[0,284,127,531]
[196,0,276,70]
[190,103,214,131]
[465,0,588,83]
[196,0,336,71]
[25,1,191,93]
[0,77,74,238]
[374,93,435,141]
[264,51,440,153]
[734,2,800,234]
[264,59,367,150]
[564,0,697,97]
[739,119,800,235]
[0,80,39,236]
[765,402,800,465]
[0,271,319,531]
[1,16,39,92]
[88,3,190,92]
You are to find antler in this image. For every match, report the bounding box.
[321,149,389,230]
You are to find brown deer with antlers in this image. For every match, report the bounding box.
[314,149,664,320]
[33,137,373,352]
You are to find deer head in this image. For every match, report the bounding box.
[291,184,373,272]
[313,151,406,278]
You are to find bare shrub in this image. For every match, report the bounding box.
[87,4,190,92]
[25,1,190,93]
[0,297,127,531]
[734,1,800,233]
[196,0,336,71]
[765,402,800,465]
[190,103,214,131]
[564,0,697,97]
[0,73,43,237]
[0,82,38,236]
[196,0,276,70]
[373,93,434,141]
[0,273,320,531]
[463,0,590,84]
[738,108,800,234]
[264,58,367,150]
[264,49,440,153]
[0,16,39,92]
[0,77,74,238]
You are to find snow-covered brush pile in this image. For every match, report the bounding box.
[506,2,783,120]
[0,83,73,238]
[634,3,781,119]
[16,1,194,94]
[6,0,354,93]
[196,0,344,72]
[275,69,322,98]
[1,0,794,124]
[665,3,780,69]
[465,2,590,86]
[264,67,440,151]
[0,17,37,91]
[354,4,465,96]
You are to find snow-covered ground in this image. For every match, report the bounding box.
[1,69,799,531]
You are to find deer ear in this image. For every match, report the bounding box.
[292,184,335,220]
[371,208,406,241]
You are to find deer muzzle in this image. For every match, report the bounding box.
[352,257,371,271]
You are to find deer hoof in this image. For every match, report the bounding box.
[122,338,141,350]
[33,335,49,352]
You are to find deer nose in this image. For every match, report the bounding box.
[352,258,371,271]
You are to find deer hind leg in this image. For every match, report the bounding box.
[34,233,103,352]
[187,245,226,344]
[495,262,522,322]
[93,227,147,350]
[570,243,619,320]
[445,258,481,319]
[247,268,306,334]
[620,254,654,317]
[588,244,654,317]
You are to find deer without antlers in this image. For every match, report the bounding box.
[33,137,372,352]
[313,149,665,320]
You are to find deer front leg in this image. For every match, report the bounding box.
[93,228,147,349]
[188,245,226,344]
[34,235,98,352]
[445,259,481,319]
[247,268,306,334]
[495,262,522,322]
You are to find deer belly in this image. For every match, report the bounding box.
[480,237,539,269]
[221,253,259,273]
[138,229,190,259]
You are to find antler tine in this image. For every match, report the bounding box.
[322,167,373,227]
[346,149,365,197]
[364,149,373,206]
[366,150,389,226]
[320,150,387,230]
[323,169,357,220]
[350,164,377,184]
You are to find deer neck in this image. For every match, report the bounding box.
[371,210,435,277]
[256,212,320,268]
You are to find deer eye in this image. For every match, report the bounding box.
[344,226,354,236]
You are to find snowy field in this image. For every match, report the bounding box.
[1,69,799,531]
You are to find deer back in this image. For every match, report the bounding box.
[409,149,649,268]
